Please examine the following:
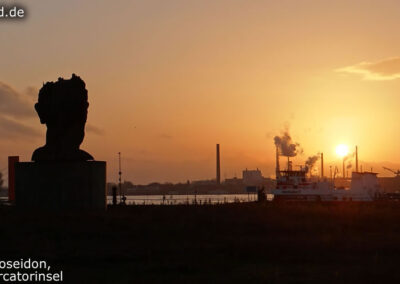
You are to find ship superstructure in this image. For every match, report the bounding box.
[272,146,381,201]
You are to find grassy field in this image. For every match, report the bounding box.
[1,202,400,283]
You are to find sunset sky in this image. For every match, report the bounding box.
[2,0,400,184]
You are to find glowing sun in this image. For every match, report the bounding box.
[335,144,349,158]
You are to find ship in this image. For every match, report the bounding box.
[272,146,381,201]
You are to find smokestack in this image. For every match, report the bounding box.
[276,145,280,179]
[216,144,220,185]
[356,146,359,172]
[321,153,324,178]
[8,156,19,202]
[343,159,345,179]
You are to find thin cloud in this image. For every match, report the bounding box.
[158,133,172,139]
[0,81,35,118]
[0,115,41,139]
[336,57,400,81]
[24,86,38,98]
[86,124,105,135]
[0,81,40,140]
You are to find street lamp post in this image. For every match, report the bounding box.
[118,152,122,203]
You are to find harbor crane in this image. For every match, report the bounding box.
[383,167,400,176]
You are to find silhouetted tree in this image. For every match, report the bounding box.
[123,181,134,189]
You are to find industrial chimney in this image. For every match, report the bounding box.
[321,153,324,178]
[216,144,221,184]
[356,146,359,172]
[276,145,280,179]
[8,156,19,202]
[343,159,345,179]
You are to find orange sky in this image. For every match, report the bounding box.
[2,0,400,184]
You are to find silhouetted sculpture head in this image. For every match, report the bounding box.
[32,74,94,161]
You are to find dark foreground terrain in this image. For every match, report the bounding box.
[1,202,400,283]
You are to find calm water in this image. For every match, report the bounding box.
[0,194,274,205]
[108,194,274,205]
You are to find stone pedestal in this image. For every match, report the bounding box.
[15,161,106,210]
